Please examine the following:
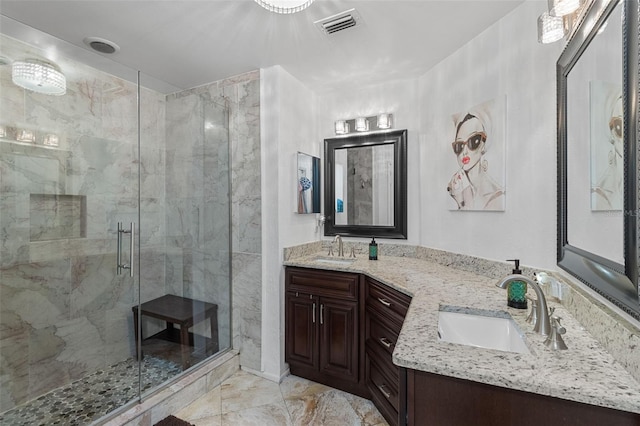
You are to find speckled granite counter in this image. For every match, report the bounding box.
[283,253,640,415]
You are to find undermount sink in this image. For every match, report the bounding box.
[314,257,355,266]
[437,309,530,354]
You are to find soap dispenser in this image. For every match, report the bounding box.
[369,237,378,260]
[506,259,527,309]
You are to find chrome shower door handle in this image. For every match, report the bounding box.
[128,222,134,277]
[116,222,134,277]
[117,222,123,275]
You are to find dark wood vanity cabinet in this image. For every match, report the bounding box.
[285,267,365,397]
[406,370,640,426]
[364,276,411,426]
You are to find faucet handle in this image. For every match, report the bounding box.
[544,315,568,350]
[328,246,334,257]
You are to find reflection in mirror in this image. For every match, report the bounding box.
[566,2,623,264]
[334,144,395,226]
[296,152,320,214]
[325,129,407,239]
[558,0,639,320]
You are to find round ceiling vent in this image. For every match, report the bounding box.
[83,37,120,54]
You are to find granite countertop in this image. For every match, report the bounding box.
[283,252,640,414]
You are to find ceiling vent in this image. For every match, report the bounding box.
[314,9,362,36]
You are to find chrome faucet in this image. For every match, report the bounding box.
[495,274,551,336]
[334,234,344,257]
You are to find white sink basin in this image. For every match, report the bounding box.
[314,257,355,266]
[438,310,530,354]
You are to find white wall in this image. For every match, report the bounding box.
[418,1,563,270]
[316,78,422,245]
[261,65,318,380]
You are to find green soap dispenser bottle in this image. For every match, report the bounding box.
[369,238,378,260]
[506,259,527,309]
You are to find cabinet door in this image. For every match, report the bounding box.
[285,292,318,370]
[319,297,359,383]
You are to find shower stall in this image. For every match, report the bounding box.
[0,22,235,425]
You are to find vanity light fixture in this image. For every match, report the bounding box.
[548,0,581,17]
[255,0,314,14]
[11,59,66,96]
[333,113,394,135]
[537,11,566,44]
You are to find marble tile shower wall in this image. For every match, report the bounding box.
[0,34,167,412]
[166,71,263,371]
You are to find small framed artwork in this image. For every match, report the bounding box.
[296,152,321,214]
[446,96,506,211]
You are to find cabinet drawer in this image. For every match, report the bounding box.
[286,267,358,301]
[366,278,411,325]
[367,348,400,413]
[367,310,400,356]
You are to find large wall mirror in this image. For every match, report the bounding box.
[558,0,639,320]
[324,129,407,239]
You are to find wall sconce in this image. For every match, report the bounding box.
[333,113,393,135]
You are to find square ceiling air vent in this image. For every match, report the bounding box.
[314,8,362,36]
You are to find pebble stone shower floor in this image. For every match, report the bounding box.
[0,356,181,426]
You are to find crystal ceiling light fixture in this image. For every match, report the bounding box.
[537,11,566,44]
[255,0,314,14]
[12,59,66,95]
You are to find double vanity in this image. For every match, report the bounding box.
[284,249,640,426]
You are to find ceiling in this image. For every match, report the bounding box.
[0,0,525,94]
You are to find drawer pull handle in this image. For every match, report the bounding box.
[377,383,391,399]
[379,337,393,348]
[312,303,316,324]
[377,297,392,307]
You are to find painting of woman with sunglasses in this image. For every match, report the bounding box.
[447,100,505,210]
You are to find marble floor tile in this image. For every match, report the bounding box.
[220,370,282,413]
[177,371,389,426]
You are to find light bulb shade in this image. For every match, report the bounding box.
[255,0,314,14]
[548,0,581,17]
[12,59,66,95]
[355,117,369,132]
[377,113,392,129]
[335,120,349,135]
[538,12,566,44]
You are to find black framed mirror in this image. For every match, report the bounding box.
[557,0,639,320]
[324,129,407,239]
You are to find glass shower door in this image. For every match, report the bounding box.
[0,32,143,423]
